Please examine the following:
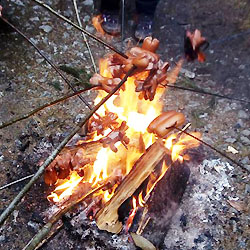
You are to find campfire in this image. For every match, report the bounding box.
[44,37,201,235]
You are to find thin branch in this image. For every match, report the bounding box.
[72,0,97,73]
[166,84,250,104]
[173,126,249,173]
[31,0,128,59]
[0,174,34,191]
[0,16,92,109]
[0,86,95,129]
[0,65,136,226]
[34,223,63,250]
[23,181,111,250]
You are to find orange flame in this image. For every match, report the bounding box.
[48,53,201,217]
[125,196,138,233]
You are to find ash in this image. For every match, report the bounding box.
[163,159,249,250]
[64,210,136,250]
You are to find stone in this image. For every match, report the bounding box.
[245,184,250,194]
[225,137,237,143]
[241,129,250,137]
[39,25,53,33]
[86,25,94,33]
[238,110,248,119]
[241,157,249,164]
[240,136,250,145]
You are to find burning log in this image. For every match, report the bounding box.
[45,121,130,185]
[95,140,168,233]
[44,141,103,186]
[139,157,191,247]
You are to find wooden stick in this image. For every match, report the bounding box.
[0,86,95,129]
[0,65,136,226]
[166,84,250,104]
[34,222,63,250]
[72,0,97,73]
[173,126,249,173]
[0,174,34,191]
[22,182,110,250]
[95,140,167,233]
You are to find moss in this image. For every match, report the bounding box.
[59,64,92,88]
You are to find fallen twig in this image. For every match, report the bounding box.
[0,86,95,129]
[0,174,34,191]
[34,222,63,250]
[0,16,92,109]
[22,181,111,250]
[72,0,97,73]
[0,65,136,226]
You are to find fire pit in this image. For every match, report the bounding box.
[38,37,202,249]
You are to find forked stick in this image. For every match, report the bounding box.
[0,65,136,226]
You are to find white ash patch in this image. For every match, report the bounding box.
[164,159,237,250]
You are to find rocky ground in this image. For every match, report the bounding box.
[0,0,249,249]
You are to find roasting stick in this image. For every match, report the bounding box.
[34,222,63,250]
[0,65,137,226]
[166,83,250,104]
[0,87,95,129]
[173,126,249,173]
[0,17,92,110]
[72,0,97,73]
[22,181,112,250]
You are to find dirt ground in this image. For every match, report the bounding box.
[0,0,249,249]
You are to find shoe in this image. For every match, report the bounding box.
[101,11,121,36]
[135,15,153,41]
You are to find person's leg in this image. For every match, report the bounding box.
[101,0,120,12]
[100,0,121,35]
[134,0,160,40]
[135,0,159,16]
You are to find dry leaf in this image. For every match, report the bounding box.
[228,200,246,212]
[131,233,156,250]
